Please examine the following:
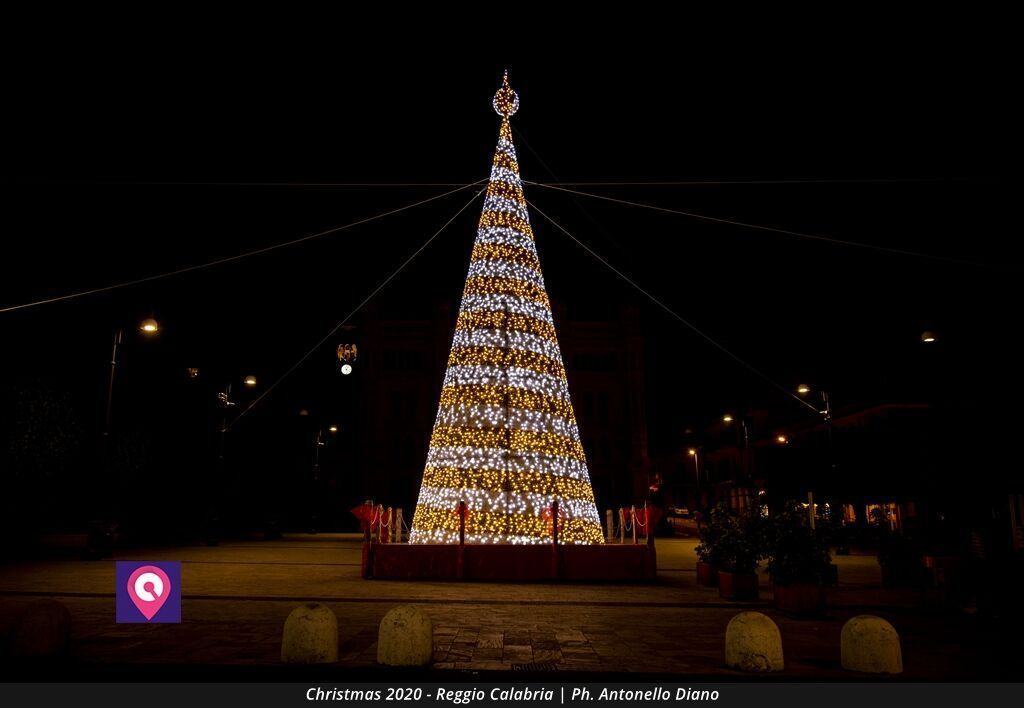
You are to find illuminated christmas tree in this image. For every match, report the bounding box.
[410,72,604,545]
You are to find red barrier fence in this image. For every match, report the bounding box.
[358,499,658,582]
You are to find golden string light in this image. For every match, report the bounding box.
[409,72,603,545]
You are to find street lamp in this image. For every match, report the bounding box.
[687,447,700,483]
[776,434,789,444]
[105,318,160,438]
[328,425,339,434]
[722,414,734,423]
[921,330,937,343]
[796,384,831,420]
[243,375,258,387]
[794,382,834,529]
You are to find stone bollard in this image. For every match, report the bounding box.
[841,615,903,674]
[281,603,338,664]
[725,611,784,672]
[11,599,71,657]
[377,605,433,667]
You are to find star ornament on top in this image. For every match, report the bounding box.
[492,70,519,118]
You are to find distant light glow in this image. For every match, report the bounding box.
[797,384,811,395]
[340,363,353,375]
[139,318,159,334]
[243,375,257,387]
[722,414,734,423]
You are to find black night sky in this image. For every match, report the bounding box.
[3,44,1018,536]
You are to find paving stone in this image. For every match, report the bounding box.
[0,535,995,679]
[503,646,533,662]
[533,649,562,662]
[477,632,503,649]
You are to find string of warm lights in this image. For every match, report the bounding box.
[409,72,604,546]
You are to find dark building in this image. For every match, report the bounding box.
[654,399,1021,557]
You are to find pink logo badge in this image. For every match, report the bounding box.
[126,565,172,620]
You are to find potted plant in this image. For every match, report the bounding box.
[716,507,766,601]
[694,505,726,587]
[767,505,832,615]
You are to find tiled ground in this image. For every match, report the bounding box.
[0,534,1016,678]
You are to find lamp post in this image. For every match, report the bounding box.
[797,383,834,529]
[687,447,701,484]
[311,425,338,480]
[307,425,337,534]
[104,319,159,440]
[90,318,158,557]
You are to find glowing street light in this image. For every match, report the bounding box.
[687,447,701,483]
[328,425,339,434]
[776,434,789,444]
[722,414,734,423]
[797,384,811,395]
[105,318,161,439]
[921,330,937,343]
[243,375,258,387]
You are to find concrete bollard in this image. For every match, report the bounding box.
[725,611,784,672]
[841,615,903,674]
[281,603,338,664]
[377,605,433,667]
[11,599,71,657]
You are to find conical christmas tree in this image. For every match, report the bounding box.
[410,73,604,545]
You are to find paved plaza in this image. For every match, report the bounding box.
[0,535,1015,678]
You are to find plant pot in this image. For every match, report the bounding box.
[718,570,758,601]
[773,582,826,615]
[696,561,719,587]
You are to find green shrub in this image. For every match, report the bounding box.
[766,504,832,585]
[714,503,769,574]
